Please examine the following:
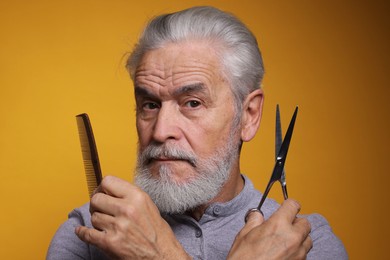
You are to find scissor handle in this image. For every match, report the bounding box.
[245,208,263,222]
[281,183,288,200]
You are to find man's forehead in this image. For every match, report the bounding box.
[135,41,223,74]
[134,47,228,93]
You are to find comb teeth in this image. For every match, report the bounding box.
[76,114,102,198]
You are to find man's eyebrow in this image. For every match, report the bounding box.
[134,83,208,99]
[134,86,157,99]
[173,83,207,96]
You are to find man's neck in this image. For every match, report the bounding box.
[187,170,244,221]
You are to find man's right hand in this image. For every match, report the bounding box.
[75,175,191,260]
[227,199,313,260]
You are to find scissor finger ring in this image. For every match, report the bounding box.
[244,208,263,223]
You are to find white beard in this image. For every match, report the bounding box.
[135,134,239,214]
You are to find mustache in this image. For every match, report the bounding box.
[138,143,197,167]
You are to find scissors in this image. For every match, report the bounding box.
[245,105,298,220]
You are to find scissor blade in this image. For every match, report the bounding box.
[256,107,297,211]
[275,104,283,158]
[275,104,287,186]
[276,106,298,164]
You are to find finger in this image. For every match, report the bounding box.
[303,235,313,254]
[290,218,312,258]
[294,235,313,259]
[289,235,313,260]
[238,210,264,238]
[246,208,264,227]
[271,198,301,223]
[75,226,105,246]
[100,175,138,198]
[245,209,264,226]
[90,192,123,216]
[90,211,116,232]
[293,217,312,238]
[91,184,103,197]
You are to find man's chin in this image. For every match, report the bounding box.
[148,163,198,184]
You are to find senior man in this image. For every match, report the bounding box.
[48,6,347,259]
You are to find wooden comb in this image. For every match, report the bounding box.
[76,113,103,197]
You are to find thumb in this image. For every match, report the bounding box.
[239,209,264,238]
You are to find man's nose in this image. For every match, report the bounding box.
[152,105,182,143]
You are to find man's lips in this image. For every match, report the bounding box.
[147,157,196,167]
[150,157,183,163]
[154,158,178,161]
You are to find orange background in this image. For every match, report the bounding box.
[0,1,389,259]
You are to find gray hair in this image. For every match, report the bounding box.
[126,6,264,115]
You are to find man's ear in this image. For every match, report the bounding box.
[241,89,264,142]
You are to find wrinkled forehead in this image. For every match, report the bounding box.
[134,41,229,92]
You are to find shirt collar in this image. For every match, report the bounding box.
[199,174,256,220]
[163,174,257,224]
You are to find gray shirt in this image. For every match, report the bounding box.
[47,175,347,259]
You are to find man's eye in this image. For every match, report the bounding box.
[143,102,160,110]
[185,100,201,108]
